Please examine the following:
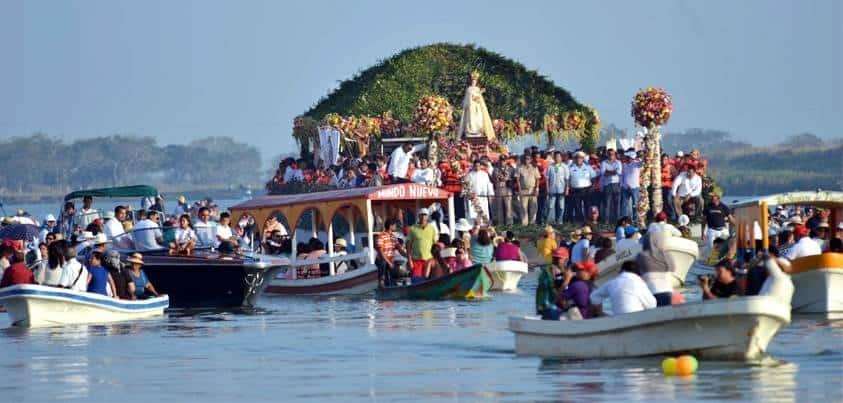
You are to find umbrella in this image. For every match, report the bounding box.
[0,224,41,241]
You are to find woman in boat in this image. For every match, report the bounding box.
[34,242,62,286]
[537,225,558,265]
[86,251,118,298]
[453,246,473,271]
[424,244,449,280]
[493,231,524,262]
[470,229,494,265]
[303,238,326,279]
[559,261,599,319]
[535,247,569,320]
[171,214,197,255]
[125,252,159,300]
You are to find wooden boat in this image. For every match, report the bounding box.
[376,264,492,300]
[230,183,457,296]
[485,261,528,291]
[0,284,168,328]
[595,236,698,288]
[509,296,790,361]
[729,191,843,313]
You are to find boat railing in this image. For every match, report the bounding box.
[280,249,370,279]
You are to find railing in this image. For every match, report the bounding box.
[279,249,371,279]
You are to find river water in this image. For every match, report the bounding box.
[2,269,842,402]
[2,201,843,401]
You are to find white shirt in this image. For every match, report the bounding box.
[193,220,218,247]
[74,208,99,229]
[175,228,198,244]
[641,272,673,294]
[785,237,822,260]
[600,159,623,185]
[569,163,596,189]
[104,218,125,240]
[283,168,304,183]
[133,219,162,251]
[410,167,436,185]
[671,172,702,198]
[590,271,657,315]
[388,144,425,179]
[467,170,494,197]
[35,264,64,286]
[546,163,570,194]
[59,259,88,292]
[216,225,233,241]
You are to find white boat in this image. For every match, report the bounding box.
[485,261,529,291]
[0,284,168,328]
[265,262,379,295]
[595,236,698,288]
[789,253,843,313]
[509,296,790,361]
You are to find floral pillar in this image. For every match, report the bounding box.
[631,88,673,228]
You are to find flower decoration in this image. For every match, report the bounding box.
[543,114,559,136]
[322,113,343,128]
[513,117,532,135]
[631,87,672,129]
[562,110,586,131]
[413,95,453,135]
[379,111,402,137]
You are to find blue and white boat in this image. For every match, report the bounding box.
[0,285,168,327]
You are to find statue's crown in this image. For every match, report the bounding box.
[470,70,480,80]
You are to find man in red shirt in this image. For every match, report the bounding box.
[0,250,34,287]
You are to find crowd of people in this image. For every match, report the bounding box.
[267,143,711,226]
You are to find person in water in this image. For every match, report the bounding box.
[535,247,570,320]
[125,252,159,300]
[86,251,118,298]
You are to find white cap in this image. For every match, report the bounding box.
[45,214,56,222]
[676,151,685,157]
[677,214,690,226]
[624,151,637,159]
[93,233,111,245]
[417,208,430,216]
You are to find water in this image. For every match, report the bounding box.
[2,271,842,402]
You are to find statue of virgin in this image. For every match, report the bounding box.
[457,70,496,141]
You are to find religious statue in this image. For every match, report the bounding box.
[457,70,496,141]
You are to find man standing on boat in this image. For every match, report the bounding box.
[74,195,99,229]
[702,194,734,252]
[103,206,127,241]
[671,164,703,219]
[405,208,438,284]
[388,143,425,183]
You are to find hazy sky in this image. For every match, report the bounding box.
[2,0,841,154]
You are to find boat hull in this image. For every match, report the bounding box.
[596,237,698,288]
[790,253,843,313]
[376,264,492,300]
[0,285,168,328]
[264,264,379,295]
[509,296,790,361]
[485,261,528,291]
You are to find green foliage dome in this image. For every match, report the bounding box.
[304,43,586,126]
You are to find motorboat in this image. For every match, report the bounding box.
[595,236,698,288]
[376,264,492,300]
[230,183,458,296]
[509,296,790,361]
[485,260,528,291]
[0,284,168,328]
[789,253,843,313]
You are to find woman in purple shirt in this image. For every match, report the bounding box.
[559,261,599,318]
[493,231,523,261]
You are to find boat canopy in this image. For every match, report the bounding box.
[730,190,842,250]
[64,185,159,201]
[229,183,453,235]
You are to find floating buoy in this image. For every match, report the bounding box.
[661,357,677,375]
[676,355,698,376]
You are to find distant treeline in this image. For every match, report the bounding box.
[0,133,262,195]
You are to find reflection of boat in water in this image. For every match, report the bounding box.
[376,264,492,300]
[485,261,528,291]
[509,296,790,361]
[729,191,843,313]
[595,236,699,288]
[230,183,457,296]
[0,284,168,327]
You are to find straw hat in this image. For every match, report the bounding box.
[334,238,348,248]
[126,252,144,265]
[580,226,593,235]
[543,225,555,234]
[570,229,582,241]
[93,233,111,245]
[177,195,187,204]
[454,218,473,232]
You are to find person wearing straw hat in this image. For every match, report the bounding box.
[537,225,558,264]
[125,252,159,300]
[571,226,593,265]
[92,233,112,254]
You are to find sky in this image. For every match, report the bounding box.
[2,0,841,157]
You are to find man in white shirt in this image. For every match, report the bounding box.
[600,149,623,223]
[545,151,569,224]
[466,159,495,224]
[283,159,305,183]
[785,225,822,260]
[133,210,164,251]
[410,157,437,185]
[388,143,426,182]
[194,207,218,247]
[671,165,703,218]
[74,195,99,229]
[590,260,657,315]
[567,151,597,223]
[59,248,88,292]
[103,206,127,241]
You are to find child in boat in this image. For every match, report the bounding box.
[86,251,118,298]
[424,244,449,280]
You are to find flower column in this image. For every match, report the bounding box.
[631,88,673,228]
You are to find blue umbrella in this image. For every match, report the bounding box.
[0,224,41,241]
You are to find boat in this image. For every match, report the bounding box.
[376,264,492,300]
[728,191,843,313]
[508,295,790,361]
[595,236,698,288]
[64,186,282,308]
[485,260,528,291]
[0,284,168,328]
[229,183,458,296]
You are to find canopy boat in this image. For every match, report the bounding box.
[0,284,168,328]
[485,261,528,291]
[376,264,492,300]
[509,296,790,361]
[730,191,843,313]
[64,184,159,202]
[230,183,457,296]
[595,236,698,288]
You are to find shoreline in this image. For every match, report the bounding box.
[0,185,260,205]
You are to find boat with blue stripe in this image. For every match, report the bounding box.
[0,284,168,327]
